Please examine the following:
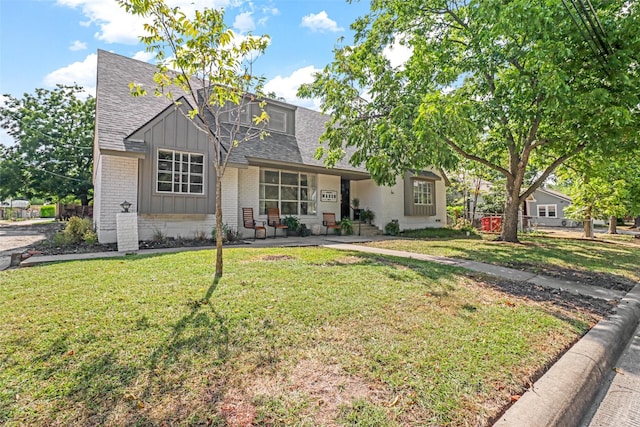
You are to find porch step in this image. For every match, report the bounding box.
[353,223,383,236]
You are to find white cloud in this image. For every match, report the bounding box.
[233,11,255,33]
[43,53,98,97]
[264,65,322,110]
[382,38,413,69]
[69,40,87,51]
[132,50,155,62]
[300,11,343,33]
[56,0,235,45]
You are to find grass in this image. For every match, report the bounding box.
[0,247,604,426]
[367,233,640,282]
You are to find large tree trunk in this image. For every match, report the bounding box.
[215,173,224,278]
[501,197,520,242]
[500,178,520,242]
[608,215,617,234]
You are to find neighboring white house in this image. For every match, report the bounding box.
[92,50,447,243]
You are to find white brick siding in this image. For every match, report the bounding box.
[137,214,216,240]
[95,155,139,243]
[237,167,260,238]
[221,167,239,229]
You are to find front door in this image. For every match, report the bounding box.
[340,178,350,220]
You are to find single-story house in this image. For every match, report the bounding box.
[524,187,575,227]
[93,50,447,243]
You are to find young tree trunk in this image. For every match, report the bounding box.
[608,215,617,234]
[215,173,224,278]
[583,206,594,238]
[635,216,640,228]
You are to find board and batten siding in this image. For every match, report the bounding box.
[404,172,438,217]
[133,105,216,214]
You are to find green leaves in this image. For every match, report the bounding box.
[0,85,94,202]
[119,0,272,276]
[299,0,640,240]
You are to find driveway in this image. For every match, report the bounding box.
[0,219,58,257]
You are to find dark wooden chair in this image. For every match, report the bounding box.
[267,208,288,238]
[242,208,266,240]
[322,212,341,235]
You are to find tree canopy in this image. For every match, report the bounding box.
[558,148,640,234]
[299,0,640,241]
[0,85,94,204]
[119,0,270,277]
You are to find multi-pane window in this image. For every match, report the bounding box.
[157,149,204,194]
[413,180,433,205]
[259,169,317,215]
[537,204,557,218]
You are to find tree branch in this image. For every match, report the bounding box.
[443,134,511,178]
[520,142,588,201]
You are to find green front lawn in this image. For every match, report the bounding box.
[0,247,604,426]
[370,234,640,282]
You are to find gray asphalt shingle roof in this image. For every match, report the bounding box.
[96,50,186,153]
[95,49,368,175]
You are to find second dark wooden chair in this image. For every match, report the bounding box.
[267,208,288,238]
[242,207,266,240]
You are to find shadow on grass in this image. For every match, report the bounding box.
[435,236,640,281]
[20,276,233,425]
[348,250,613,319]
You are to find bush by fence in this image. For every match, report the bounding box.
[40,205,56,218]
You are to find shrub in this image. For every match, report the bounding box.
[83,230,98,244]
[282,215,301,231]
[212,223,242,243]
[64,217,93,243]
[339,217,354,235]
[360,208,375,224]
[192,230,209,241]
[299,223,311,237]
[152,228,167,242]
[53,232,73,246]
[385,220,400,236]
[53,216,95,246]
[451,218,476,234]
[40,205,56,218]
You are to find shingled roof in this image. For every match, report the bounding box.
[95,49,369,175]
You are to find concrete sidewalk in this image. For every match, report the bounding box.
[3,238,640,426]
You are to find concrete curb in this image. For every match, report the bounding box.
[493,284,640,427]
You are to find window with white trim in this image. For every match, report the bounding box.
[413,180,433,205]
[259,169,317,215]
[537,204,557,218]
[156,149,204,194]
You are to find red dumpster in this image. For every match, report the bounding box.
[481,216,502,232]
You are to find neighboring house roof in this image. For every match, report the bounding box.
[96,50,442,181]
[535,187,572,202]
[1,200,29,209]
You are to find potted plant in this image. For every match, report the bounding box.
[299,223,311,237]
[282,215,301,236]
[360,208,375,224]
[339,217,354,235]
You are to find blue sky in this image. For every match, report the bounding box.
[1,0,411,146]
